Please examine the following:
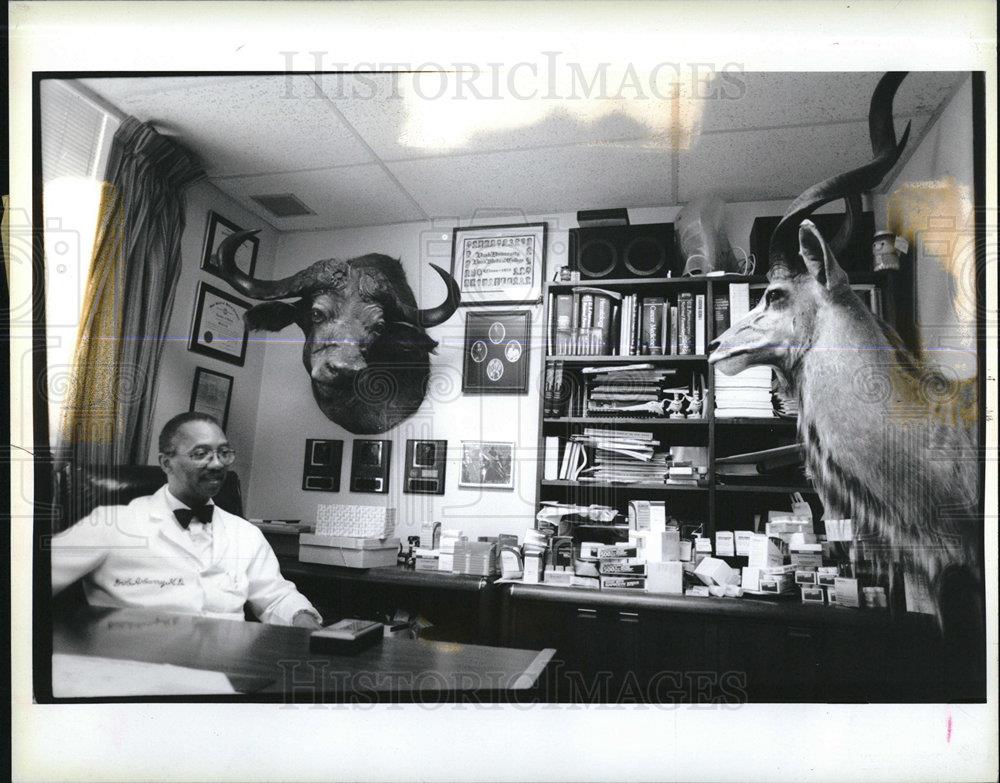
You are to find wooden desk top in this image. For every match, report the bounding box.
[279,560,495,592]
[52,607,554,701]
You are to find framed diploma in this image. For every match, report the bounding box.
[189,282,251,366]
[450,222,546,306]
[200,210,259,279]
[189,367,234,430]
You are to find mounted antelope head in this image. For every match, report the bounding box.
[709,73,981,628]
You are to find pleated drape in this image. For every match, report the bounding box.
[60,117,204,466]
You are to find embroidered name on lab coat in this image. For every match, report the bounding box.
[114,577,186,588]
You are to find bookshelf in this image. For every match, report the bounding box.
[535,273,831,539]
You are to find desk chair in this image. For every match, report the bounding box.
[52,464,248,616]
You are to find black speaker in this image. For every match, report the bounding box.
[569,223,678,280]
[750,211,876,274]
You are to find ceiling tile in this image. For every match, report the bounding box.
[318,73,687,160]
[698,71,964,133]
[678,116,930,203]
[79,75,375,176]
[211,165,426,231]
[387,141,676,218]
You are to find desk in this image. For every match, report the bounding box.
[50,607,555,702]
[278,560,500,645]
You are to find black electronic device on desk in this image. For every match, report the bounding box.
[310,618,384,655]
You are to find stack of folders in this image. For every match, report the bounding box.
[451,540,498,576]
[582,364,679,417]
[573,429,671,484]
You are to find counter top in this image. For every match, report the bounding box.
[506,582,936,631]
[279,559,495,592]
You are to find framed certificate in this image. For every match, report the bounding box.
[200,210,259,279]
[189,367,233,430]
[450,222,546,306]
[188,282,251,366]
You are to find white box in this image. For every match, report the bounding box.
[735,530,754,557]
[645,561,683,594]
[646,529,681,563]
[523,553,545,584]
[747,534,786,568]
[834,577,861,608]
[694,557,737,587]
[298,534,400,569]
[741,567,761,592]
[715,531,735,557]
[679,540,693,562]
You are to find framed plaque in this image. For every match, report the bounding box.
[201,210,259,279]
[450,222,546,306]
[188,282,251,366]
[462,309,531,394]
[189,367,233,430]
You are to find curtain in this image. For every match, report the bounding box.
[60,117,204,466]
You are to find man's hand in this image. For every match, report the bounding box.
[292,610,323,630]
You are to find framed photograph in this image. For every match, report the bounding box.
[188,282,251,366]
[451,222,546,306]
[200,210,259,279]
[462,309,531,394]
[302,439,343,492]
[851,283,883,318]
[459,441,515,490]
[188,367,233,430]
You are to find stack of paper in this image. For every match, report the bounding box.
[713,283,775,418]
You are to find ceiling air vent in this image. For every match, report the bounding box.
[250,193,316,218]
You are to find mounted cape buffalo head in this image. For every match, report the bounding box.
[212,231,460,434]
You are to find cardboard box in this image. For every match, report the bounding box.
[795,569,818,586]
[679,540,693,562]
[825,518,854,541]
[694,556,738,587]
[685,586,710,597]
[645,529,680,563]
[801,586,826,604]
[735,530,754,557]
[747,534,787,568]
[598,544,638,559]
[741,566,761,592]
[694,537,713,553]
[715,531,735,557]
[759,573,793,594]
[299,534,401,569]
[834,577,860,608]
[790,543,824,569]
[645,561,683,594]
[600,575,646,590]
[818,572,838,588]
[523,552,545,584]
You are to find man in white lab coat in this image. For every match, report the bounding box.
[51,412,324,628]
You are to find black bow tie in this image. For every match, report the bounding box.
[174,505,214,529]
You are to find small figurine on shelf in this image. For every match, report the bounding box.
[667,393,686,419]
[684,389,704,419]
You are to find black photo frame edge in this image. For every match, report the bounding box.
[200,209,260,279]
[188,366,234,430]
[302,438,343,493]
[449,221,547,307]
[188,281,252,367]
[461,308,532,395]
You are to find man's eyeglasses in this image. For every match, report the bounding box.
[178,447,237,465]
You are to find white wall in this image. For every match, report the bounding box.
[244,199,854,537]
[145,181,280,492]
[875,75,976,378]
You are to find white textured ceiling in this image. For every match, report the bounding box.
[77,71,964,231]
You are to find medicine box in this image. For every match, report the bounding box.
[734,530,754,557]
[795,570,818,586]
[694,557,737,587]
[299,534,401,569]
[747,534,787,568]
[801,586,826,604]
[834,577,860,608]
[645,561,683,594]
[715,531,735,557]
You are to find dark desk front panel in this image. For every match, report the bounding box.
[279,560,499,645]
[501,585,957,703]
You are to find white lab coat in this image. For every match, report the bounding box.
[51,485,321,625]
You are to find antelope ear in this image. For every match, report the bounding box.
[245,301,300,332]
[799,220,849,289]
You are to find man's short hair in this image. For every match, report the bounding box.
[158,412,223,455]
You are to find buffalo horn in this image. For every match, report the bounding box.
[414,264,461,327]
[214,229,340,300]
